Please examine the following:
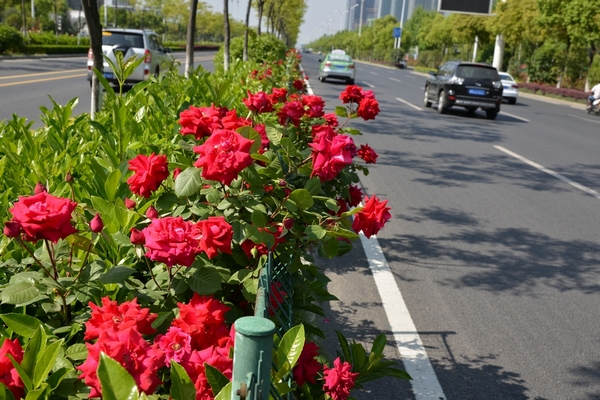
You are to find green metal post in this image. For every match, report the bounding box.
[231,316,276,400]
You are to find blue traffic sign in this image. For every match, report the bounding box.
[392,27,402,38]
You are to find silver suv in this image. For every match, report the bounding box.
[87,28,172,85]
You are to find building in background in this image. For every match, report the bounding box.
[347,0,437,30]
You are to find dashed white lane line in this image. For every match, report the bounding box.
[370,71,379,75]
[396,97,423,111]
[363,82,375,88]
[494,145,600,200]
[390,77,402,83]
[499,111,529,122]
[361,233,447,400]
[569,114,600,124]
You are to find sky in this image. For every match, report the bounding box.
[224,0,348,47]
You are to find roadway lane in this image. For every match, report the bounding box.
[0,52,216,128]
[301,53,600,399]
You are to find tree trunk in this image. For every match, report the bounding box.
[223,0,230,71]
[81,0,103,116]
[256,0,264,35]
[185,0,198,78]
[243,0,252,61]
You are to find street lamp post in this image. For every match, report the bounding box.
[347,3,358,31]
[396,0,407,50]
[358,0,365,36]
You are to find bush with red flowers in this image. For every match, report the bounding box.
[0,45,410,399]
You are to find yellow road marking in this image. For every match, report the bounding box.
[0,73,88,87]
[0,69,84,80]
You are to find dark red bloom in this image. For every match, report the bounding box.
[3,221,21,238]
[351,195,391,238]
[322,358,359,400]
[0,338,25,400]
[127,153,169,199]
[270,87,288,103]
[130,228,145,245]
[339,85,364,104]
[243,91,274,113]
[302,95,325,118]
[178,104,227,140]
[277,100,305,127]
[124,197,136,209]
[357,97,380,121]
[90,214,104,233]
[357,144,378,164]
[293,341,321,387]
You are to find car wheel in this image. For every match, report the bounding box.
[319,75,326,82]
[348,79,354,85]
[154,67,160,78]
[486,108,499,120]
[437,91,448,114]
[508,98,516,105]
[423,88,432,108]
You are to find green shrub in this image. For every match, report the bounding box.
[0,25,24,54]
[589,54,600,84]
[214,32,288,72]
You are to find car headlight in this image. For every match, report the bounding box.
[493,80,502,89]
[448,76,464,85]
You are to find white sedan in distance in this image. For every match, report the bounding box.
[499,72,519,104]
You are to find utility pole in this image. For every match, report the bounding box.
[492,0,506,71]
[358,0,364,36]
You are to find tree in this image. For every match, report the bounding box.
[81,0,103,115]
[185,0,198,77]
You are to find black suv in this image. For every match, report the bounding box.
[423,61,503,120]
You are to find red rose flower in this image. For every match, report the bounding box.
[351,195,391,238]
[146,205,159,220]
[277,100,305,126]
[270,87,288,103]
[357,97,380,121]
[322,358,359,400]
[323,112,339,127]
[302,95,325,118]
[293,341,321,387]
[84,297,157,341]
[154,326,193,367]
[221,109,252,131]
[347,185,363,208]
[193,129,254,186]
[254,123,270,153]
[130,227,145,245]
[357,144,378,164]
[78,328,163,398]
[127,153,169,199]
[183,345,233,400]
[339,85,364,104]
[173,167,182,180]
[171,294,231,350]
[240,225,285,258]
[292,79,305,91]
[195,216,233,259]
[0,338,25,400]
[309,127,357,181]
[9,192,77,243]
[178,104,225,140]
[142,216,202,267]
[243,91,274,113]
[124,197,136,209]
[89,214,104,233]
[3,221,20,238]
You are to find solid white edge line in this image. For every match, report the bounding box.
[569,114,600,125]
[494,145,600,199]
[396,97,423,112]
[360,233,447,400]
[499,111,529,122]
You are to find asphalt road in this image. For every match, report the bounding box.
[301,53,600,400]
[0,51,216,128]
[2,51,600,399]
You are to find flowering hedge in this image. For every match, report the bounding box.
[0,47,410,399]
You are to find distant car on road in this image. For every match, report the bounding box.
[423,60,503,120]
[318,50,356,84]
[499,72,519,104]
[87,28,172,86]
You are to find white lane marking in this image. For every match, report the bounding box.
[390,77,402,83]
[494,145,600,200]
[499,111,529,122]
[405,75,416,79]
[569,114,600,124]
[396,97,423,111]
[371,71,379,75]
[363,82,375,88]
[361,233,447,400]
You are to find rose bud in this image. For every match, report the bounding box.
[65,171,74,184]
[130,228,145,245]
[3,221,21,238]
[124,197,136,209]
[34,182,47,194]
[283,218,294,230]
[125,197,136,209]
[90,214,104,233]
[278,179,287,187]
[173,167,182,180]
[146,206,159,220]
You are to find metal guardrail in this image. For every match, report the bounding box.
[231,254,294,400]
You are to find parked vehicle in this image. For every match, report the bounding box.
[587,98,600,115]
[87,28,172,86]
[499,72,519,104]
[318,50,356,84]
[424,61,503,120]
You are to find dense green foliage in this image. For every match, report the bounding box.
[0,25,23,54]
[214,31,288,71]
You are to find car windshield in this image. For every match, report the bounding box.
[328,55,352,63]
[456,66,499,80]
[102,32,144,48]
[499,73,514,81]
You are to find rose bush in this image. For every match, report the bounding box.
[0,43,410,399]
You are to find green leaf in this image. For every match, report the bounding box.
[0,383,15,400]
[289,189,314,211]
[23,384,47,400]
[205,363,230,397]
[65,343,88,361]
[250,210,267,228]
[170,362,196,400]
[0,281,40,305]
[189,267,222,295]
[22,327,45,380]
[335,105,349,117]
[104,169,121,202]
[276,324,305,371]
[304,177,321,195]
[371,334,387,356]
[304,225,327,240]
[336,330,352,363]
[33,340,62,388]
[100,266,136,284]
[8,354,32,391]
[174,167,203,197]
[97,353,139,400]
[214,381,232,400]
[0,314,43,338]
